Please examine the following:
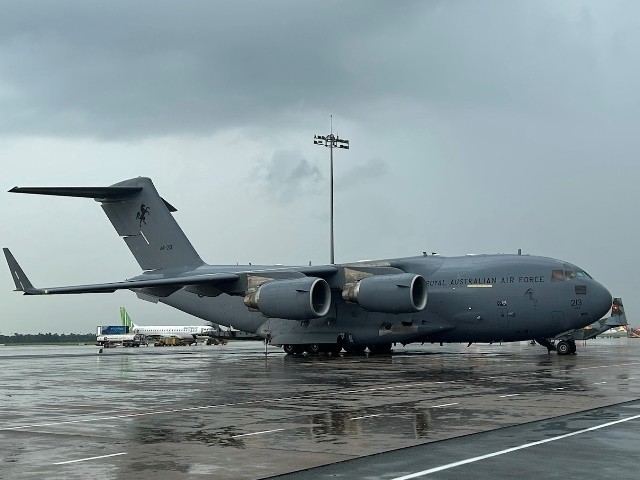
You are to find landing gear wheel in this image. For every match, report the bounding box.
[344,344,366,355]
[306,344,321,355]
[556,340,571,355]
[368,343,393,355]
[323,344,342,356]
[283,344,296,355]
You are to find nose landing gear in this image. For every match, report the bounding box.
[555,339,577,355]
[535,337,577,355]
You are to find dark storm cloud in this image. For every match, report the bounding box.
[0,0,422,138]
[2,1,638,139]
[252,149,322,203]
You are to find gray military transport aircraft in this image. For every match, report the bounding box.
[4,177,612,356]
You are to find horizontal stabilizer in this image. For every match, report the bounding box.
[9,186,142,201]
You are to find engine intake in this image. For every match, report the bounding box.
[244,277,331,320]
[342,273,427,314]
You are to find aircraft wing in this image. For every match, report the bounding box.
[3,248,239,295]
[4,247,400,300]
[23,274,240,295]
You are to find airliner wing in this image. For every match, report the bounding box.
[3,248,238,295]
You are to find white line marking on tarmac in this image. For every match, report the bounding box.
[593,381,607,385]
[53,452,127,465]
[552,388,565,391]
[350,414,385,420]
[431,403,459,408]
[389,413,640,480]
[231,428,285,438]
[499,394,521,398]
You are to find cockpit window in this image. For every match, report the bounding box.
[553,269,591,281]
[575,270,592,279]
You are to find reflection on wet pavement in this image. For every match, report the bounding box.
[1,339,639,479]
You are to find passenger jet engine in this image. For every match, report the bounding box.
[342,273,427,314]
[243,277,331,320]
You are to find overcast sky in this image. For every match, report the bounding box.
[1,0,638,333]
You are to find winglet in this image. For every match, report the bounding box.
[3,248,41,295]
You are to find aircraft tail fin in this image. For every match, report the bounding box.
[3,248,40,294]
[120,307,135,329]
[9,177,204,271]
[607,297,627,328]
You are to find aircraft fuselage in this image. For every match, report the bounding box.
[157,253,611,347]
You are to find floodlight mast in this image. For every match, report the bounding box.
[313,116,349,264]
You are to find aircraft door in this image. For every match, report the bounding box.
[497,307,509,328]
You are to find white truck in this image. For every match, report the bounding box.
[95,333,146,348]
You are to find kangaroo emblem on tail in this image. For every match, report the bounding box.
[136,204,150,226]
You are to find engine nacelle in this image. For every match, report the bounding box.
[244,277,331,320]
[341,273,427,314]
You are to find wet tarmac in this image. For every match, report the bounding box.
[1,339,639,479]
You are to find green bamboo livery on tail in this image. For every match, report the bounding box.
[121,307,134,329]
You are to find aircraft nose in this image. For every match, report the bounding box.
[591,281,612,320]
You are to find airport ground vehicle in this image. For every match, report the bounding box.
[96,333,146,348]
[153,337,193,346]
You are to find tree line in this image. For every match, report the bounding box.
[0,333,96,344]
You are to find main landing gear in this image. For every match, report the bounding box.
[367,343,393,355]
[282,344,341,356]
[282,342,393,356]
[343,344,366,355]
[283,344,304,355]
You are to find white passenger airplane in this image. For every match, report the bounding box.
[120,307,216,341]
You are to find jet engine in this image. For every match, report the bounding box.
[244,277,331,320]
[341,273,427,314]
